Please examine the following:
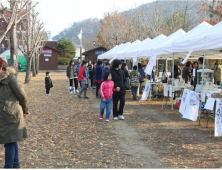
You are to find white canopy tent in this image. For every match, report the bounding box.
[140,29,186,58]
[98,42,131,60]
[154,21,213,56]
[114,40,141,59]
[98,44,121,60]
[136,34,167,58]
[124,38,151,59]
[173,21,222,53]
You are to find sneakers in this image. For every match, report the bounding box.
[84,96,89,99]
[106,118,110,122]
[113,117,118,120]
[118,115,125,120]
[46,94,51,96]
[99,115,103,119]
[78,95,81,98]
[76,89,79,93]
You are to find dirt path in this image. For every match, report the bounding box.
[0,71,222,168]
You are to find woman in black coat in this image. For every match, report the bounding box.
[111,60,126,120]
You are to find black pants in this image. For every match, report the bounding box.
[74,78,78,89]
[46,88,50,94]
[131,86,138,100]
[113,93,125,118]
[89,72,93,87]
[69,78,74,87]
[215,81,221,85]
[96,82,101,97]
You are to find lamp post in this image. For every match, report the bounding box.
[93,41,99,47]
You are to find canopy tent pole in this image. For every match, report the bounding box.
[171,53,175,110]
[202,37,207,87]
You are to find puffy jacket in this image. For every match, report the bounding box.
[0,67,28,144]
[100,80,117,100]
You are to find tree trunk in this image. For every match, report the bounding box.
[10,23,18,72]
[32,53,36,77]
[25,57,32,84]
[36,51,39,75]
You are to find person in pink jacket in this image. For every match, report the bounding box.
[99,72,120,122]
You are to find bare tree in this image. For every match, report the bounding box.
[18,1,45,83]
[0,1,17,43]
[7,0,37,72]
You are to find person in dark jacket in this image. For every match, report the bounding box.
[92,62,96,88]
[95,60,103,98]
[0,58,29,168]
[191,62,198,90]
[170,65,180,79]
[138,63,145,93]
[111,60,126,120]
[182,61,192,83]
[102,62,110,82]
[88,60,94,87]
[45,71,53,96]
[66,60,78,93]
[75,58,82,89]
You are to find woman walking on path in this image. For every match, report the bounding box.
[111,60,126,120]
[0,58,29,168]
[78,61,89,99]
[66,60,78,93]
[99,72,120,122]
[130,65,141,100]
[45,72,53,96]
[95,60,103,98]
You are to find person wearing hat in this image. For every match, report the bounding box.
[214,62,221,85]
[102,62,110,82]
[45,71,53,96]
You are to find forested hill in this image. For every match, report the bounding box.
[52,1,200,50]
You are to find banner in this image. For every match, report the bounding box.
[145,55,156,75]
[179,89,189,116]
[215,99,222,137]
[140,81,151,101]
[182,90,200,121]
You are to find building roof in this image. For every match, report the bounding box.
[82,46,107,55]
[44,45,61,53]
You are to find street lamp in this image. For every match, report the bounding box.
[93,41,99,47]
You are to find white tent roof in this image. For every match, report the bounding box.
[0,49,24,57]
[155,21,213,56]
[173,20,222,53]
[98,44,120,59]
[98,42,131,60]
[114,40,141,59]
[137,34,167,57]
[124,37,151,58]
[140,29,186,57]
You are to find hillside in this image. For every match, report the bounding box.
[52,1,201,50]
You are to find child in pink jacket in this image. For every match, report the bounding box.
[99,72,120,122]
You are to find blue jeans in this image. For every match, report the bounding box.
[4,142,20,168]
[100,98,112,119]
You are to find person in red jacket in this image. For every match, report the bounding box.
[77,61,89,99]
[99,72,120,122]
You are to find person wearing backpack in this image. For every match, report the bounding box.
[130,65,141,100]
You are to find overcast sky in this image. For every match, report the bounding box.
[2,0,154,36]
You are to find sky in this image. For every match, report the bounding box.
[2,0,154,37]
